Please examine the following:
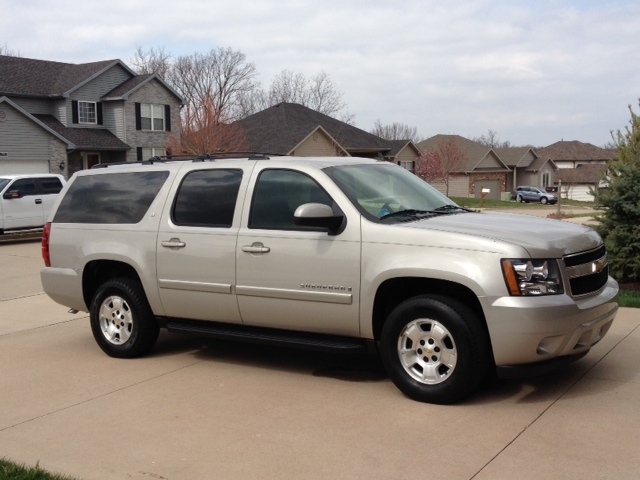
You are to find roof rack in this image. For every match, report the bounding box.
[91,152,280,169]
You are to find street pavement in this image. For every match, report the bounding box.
[0,234,639,480]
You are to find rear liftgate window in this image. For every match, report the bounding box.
[53,171,170,224]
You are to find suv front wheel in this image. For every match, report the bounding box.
[379,295,490,404]
[90,278,159,358]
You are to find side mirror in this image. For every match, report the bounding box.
[3,190,22,199]
[294,203,344,234]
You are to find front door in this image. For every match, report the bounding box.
[236,168,361,336]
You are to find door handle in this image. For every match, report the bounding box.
[161,238,186,249]
[242,242,270,254]
[35,199,42,204]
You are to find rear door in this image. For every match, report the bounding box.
[37,176,64,221]
[156,166,251,323]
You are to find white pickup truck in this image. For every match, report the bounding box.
[0,173,65,234]
[40,155,619,403]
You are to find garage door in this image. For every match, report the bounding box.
[0,160,50,175]
[474,180,501,201]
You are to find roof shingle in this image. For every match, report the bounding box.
[0,55,119,97]
[235,102,404,156]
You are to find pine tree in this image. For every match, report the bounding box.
[595,100,640,282]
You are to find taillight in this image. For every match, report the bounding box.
[42,222,52,267]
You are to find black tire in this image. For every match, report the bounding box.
[90,278,159,358]
[379,295,490,404]
[540,197,548,204]
[516,195,524,203]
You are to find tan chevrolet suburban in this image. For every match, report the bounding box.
[40,155,619,404]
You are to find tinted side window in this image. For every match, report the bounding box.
[172,169,242,228]
[54,171,169,224]
[39,177,63,194]
[249,169,332,230]
[10,178,37,196]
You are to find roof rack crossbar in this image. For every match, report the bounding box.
[89,152,283,169]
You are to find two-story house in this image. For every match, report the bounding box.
[0,55,183,178]
[538,140,617,201]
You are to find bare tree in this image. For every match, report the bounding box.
[306,71,349,120]
[473,129,511,148]
[268,69,310,105]
[234,86,268,119]
[0,44,20,56]
[168,95,247,155]
[167,47,259,124]
[129,46,172,78]
[371,119,422,142]
[415,137,468,196]
[237,69,353,122]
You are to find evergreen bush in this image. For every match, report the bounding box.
[595,100,640,282]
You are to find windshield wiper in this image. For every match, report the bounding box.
[380,209,438,220]
[433,204,473,213]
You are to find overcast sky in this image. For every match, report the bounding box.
[2,0,639,147]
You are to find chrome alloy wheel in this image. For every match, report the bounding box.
[98,295,134,345]
[397,318,458,385]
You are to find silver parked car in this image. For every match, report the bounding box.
[511,186,558,204]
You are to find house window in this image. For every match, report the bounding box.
[141,147,166,160]
[78,101,97,124]
[141,104,165,131]
[399,161,415,172]
[542,172,550,188]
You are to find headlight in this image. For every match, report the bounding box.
[501,259,564,296]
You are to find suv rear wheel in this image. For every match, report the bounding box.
[90,278,159,358]
[379,295,490,404]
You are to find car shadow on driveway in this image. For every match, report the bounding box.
[146,330,616,404]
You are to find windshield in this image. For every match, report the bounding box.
[0,179,10,193]
[324,163,465,222]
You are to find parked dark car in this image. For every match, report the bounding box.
[511,186,558,204]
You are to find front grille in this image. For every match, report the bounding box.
[564,245,609,296]
[564,245,606,267]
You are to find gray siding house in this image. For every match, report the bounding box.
[0,55,183,178]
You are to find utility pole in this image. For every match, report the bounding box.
[556,179,562,216]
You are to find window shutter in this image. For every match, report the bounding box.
[72,100,78,124]
[97,102,103,125]
[135,103,141,131]
[137,147,143,161]
[165,105,171,132]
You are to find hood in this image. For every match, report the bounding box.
[401,211,602,258]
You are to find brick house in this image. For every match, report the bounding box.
[0,55,183,178]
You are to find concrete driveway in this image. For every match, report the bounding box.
[1,239,639,480]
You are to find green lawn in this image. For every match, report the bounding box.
[450,196,594,209]
[617,289,640,308]
[0,459,78,480]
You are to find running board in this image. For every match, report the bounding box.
[162,318,374,354]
